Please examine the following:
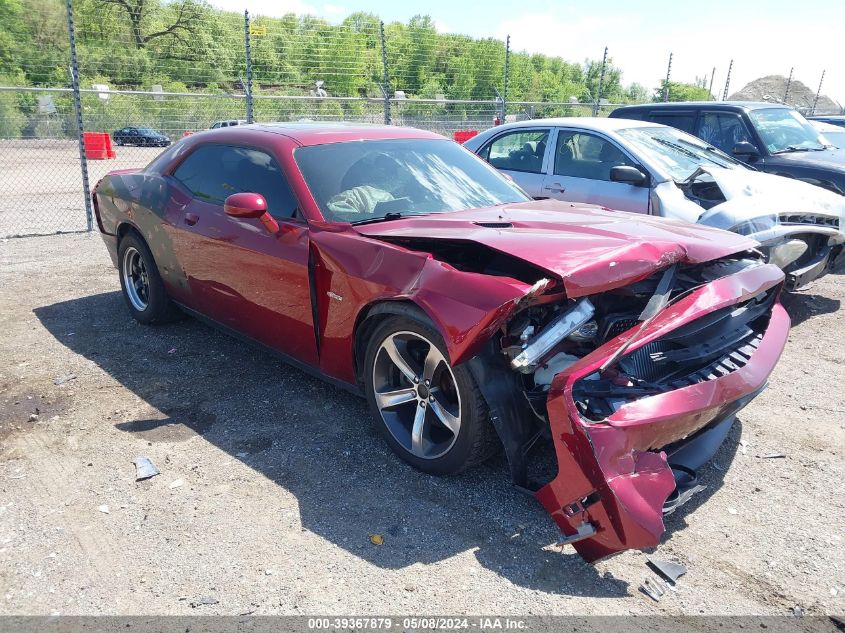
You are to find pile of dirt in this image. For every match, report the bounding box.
[729,75,841,114]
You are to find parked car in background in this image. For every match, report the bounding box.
[609,102,845,196]
[210,119,246,129]
[809,114,845,129]
[464,118,845,289]
[92,123,789,562]
[812,121,845,148]
[112,127,171,147]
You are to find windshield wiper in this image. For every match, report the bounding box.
[773,145,825,154]
[676,137,718,153]
[351,212,405,226]
[652,137,702,161]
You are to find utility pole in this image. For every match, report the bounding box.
[65,0,92,232]
[708,66,716,99]
[663,52,673,102]
[594,46,608,116]
[243,10,254,124]
[722,59,733,101]
[502,35,510,123]
[812,70,826,115]
[783,67,793,105]
[379,21,391,125]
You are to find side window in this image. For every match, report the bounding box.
[484,129,549,174]
[696,113,753,154]
[650,113,697,133]
[172,144,299,219]
[554,131,635,181]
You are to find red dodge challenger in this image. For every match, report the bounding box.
[93,123,789,561]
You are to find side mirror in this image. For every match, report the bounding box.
[732,141,760,159]
[224,192,267,219]
[609,165,648,186]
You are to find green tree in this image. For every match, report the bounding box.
[655,78,713,102]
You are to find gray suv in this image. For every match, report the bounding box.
[610,102,845,196]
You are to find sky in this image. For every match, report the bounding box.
[211,0,845,105]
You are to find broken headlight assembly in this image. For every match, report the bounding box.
[509,298,595,373]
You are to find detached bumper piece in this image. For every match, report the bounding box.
[536,264,789,562]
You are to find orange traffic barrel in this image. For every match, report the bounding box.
[83,132,109,160]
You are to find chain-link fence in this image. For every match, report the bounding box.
[0,0,635,238]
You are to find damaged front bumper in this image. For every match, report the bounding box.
[535,264,789,562]
[752,225,845,290]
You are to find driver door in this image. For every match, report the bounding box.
[164,141,318,365]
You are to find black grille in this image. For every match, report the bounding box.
[602,316,638,342]
[617,287,775,388]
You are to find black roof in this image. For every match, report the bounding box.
[613,101,791,111]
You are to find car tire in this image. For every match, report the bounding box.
[117,232,181,325]
[363,313,499,475]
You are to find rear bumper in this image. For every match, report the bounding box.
[535,264,789,562]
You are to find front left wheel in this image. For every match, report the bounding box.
[118,233,181,325]
[363,313,499,475]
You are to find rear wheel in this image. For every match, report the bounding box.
[118,233,181,325]
[363,313,498,475]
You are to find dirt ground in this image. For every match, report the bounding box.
[0,233,844,616]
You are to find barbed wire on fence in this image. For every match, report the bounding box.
[0,0,643,238]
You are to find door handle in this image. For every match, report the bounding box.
[544,183,566,193]
[183,212,199,226]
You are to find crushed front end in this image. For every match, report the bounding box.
[683,167,845,289]
[472,254,789,562]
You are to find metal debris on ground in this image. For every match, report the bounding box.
[640,577,664,602]
[132,456,160,481]
[98,505,109,514]
[53,374,76,386]
[169,479,184,489]
[647,558,688,585]
[760,453,787,459]
[189,595,219,608]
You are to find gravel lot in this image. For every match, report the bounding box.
[1,233,844,616]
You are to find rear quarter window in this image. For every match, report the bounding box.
[172,144,299,219]
[649,113,697,133]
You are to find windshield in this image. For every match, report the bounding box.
[818,129,845,148]
[616,126,744,181]
[748,108,825,153]
[295,139,529,223]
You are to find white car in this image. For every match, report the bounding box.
[210,119,247,129]
[813,121,845,149]
[464,117,845,289]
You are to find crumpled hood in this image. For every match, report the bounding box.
[355,200,757,297]
[694,166,845,235]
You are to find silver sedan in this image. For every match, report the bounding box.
[464,117,845,289]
